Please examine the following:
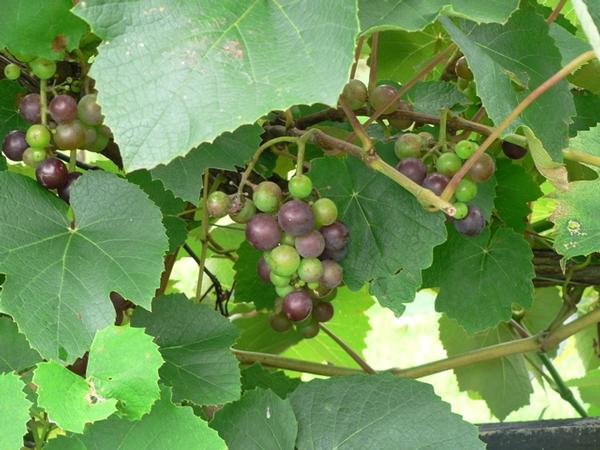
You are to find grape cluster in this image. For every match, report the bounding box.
[1,57,112,202]
[207,175,348,339]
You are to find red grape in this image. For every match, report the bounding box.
[35,158,68,189]
[246,213,282,251]
[277,199,315,236]
[2,130,28,161]
[453,205,485,236]
[422,172,449,196]
[313,301,334,323]
[19,93,41,123]
[295,230,325,258]
[282,290,313,322]
[49,95,78,123]
[320,221,348,250]
[57,172,82,203]
[502,141,527,160]
[395,157,427,184]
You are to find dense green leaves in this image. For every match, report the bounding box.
[151,125,263,203]
[74,1,358,170]
[241,364,300,399]
[0,80,27,138]
[0,0,88,59]
[132,294,241,405]
[0,372,32,450]
[310,149,447,315]
[290,373,484,450]
[211,388,298,450]
[45,386,225,450]
[439,316,532,420]
[0,172,168,363]
[442,9,575,160]
[234,242,277,310]
[404,81,471,115]
[424,227,535,333]
[0,316,41,373]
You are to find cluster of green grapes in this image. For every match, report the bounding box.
[206,174,348,339]
[2,56,111,202]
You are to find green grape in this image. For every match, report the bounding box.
[12,52,34,63]
[341,79,368,110]
[280,232,296,246]
[29,58,56,80]
[455,140,478,160]
[206,191,231,218]
[275,284,294,297]
[288,174,312,199]
[230,199,256,223]
[298,257,324,283]
[394,133,424,160]
[455,179,478,202]
[253,181,282,213]
[25,125,50,148]
[436,152,462,176]
[270,272,291,287]
[22,147,46,167]
[453,202,468,220]
[269,244,300,277]
[312,198,338,227]
[4,64,21,80]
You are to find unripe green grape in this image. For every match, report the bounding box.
[280,232,296,246]
[312,198,337,227]
[298,257,324,283]
[29,58,56,80]
[341,79,368,110]
[455,179,478,202]
[307,281,320,290]
[25,124,50,148]
[436,152,462,176]
[4,64,21,80]
[22,147,46,167]
[230,199,256,223]
[394,133,423,160]
[270,272,291,287]
[253,181,282,213]
[206,191,231,218]
[297,320,320,338]
[86,127,110,152]
[269,244,300,277]
[12,52,34,63]
[455,140,478,160]
[275,284,294,297]
[77,94,104,126]
[288,174,312,199]
[453,202,468,220]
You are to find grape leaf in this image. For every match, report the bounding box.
[0,316,41,373]
[470,173,497,221]
[0,372,32,450]
[233,241,277,310]
[522,287,563,334]
[0,171,168,363]
[0,0,88,59]
[0,155,5,172]
[127,170,187,252]
[423,227,535,333]
[290,373,484,450]
[151,124,263,203]
[73,1,359,171]
[131,294,241,405]
[45,386,225,450]
[241,364,300,399]
[86,325,163,420]
[359,0,519,32]
[0,80,27,138]
[567,368,600,409]
[572,0,600,60]
[309,149,447,315]
[404,81,471,115]
[439,316,533,420]
[234,311,302,355]
[575,322,600,372]
[552,178,600,258]
[495,159,543,232]
[33,361,118,433]
[211,388,298,450]
[567,123,600,174]
[441,9,575,161]
[571,92,600,133]
[549,23,591,66]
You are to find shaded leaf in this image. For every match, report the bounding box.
[0,316,41,373]
[405,81,471,115]
[0,372,33,450]
[0,80,27,138]
[241,363,300,399]
[233,241,277,310]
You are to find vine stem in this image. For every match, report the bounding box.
[339,97,372,150]
[40,79,48,127]
[547,0,568,24]
[562,149,600,168]
[319,324,376,373]
[68,149,77,172]
[237,136,298,196]
[232,306,600,378]
[438,108,449,151]
[295,129,316,176]
[368,32,379,93]
[441,50,597,201]
[350,35,365,79]
[194,170,211,303]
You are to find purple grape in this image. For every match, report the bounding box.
[57,172,82,203]
[422,172,449,196]
[320,260,343,289]
[49,95,78,123]
[35,158,68,189]
[395,157,427,184]
[19,94,41,123]
[256,256,271,283]
[282,290,313,322]
[320,221,349,251]
[295,230,325,258]
[313,302,334,323]
[269,312,292,332]
[320,246,348,262]
[245,213,282,251]
[277,200,315,236]
[502,141,527,160]
[2,130,28,161]
[453,205,485,237]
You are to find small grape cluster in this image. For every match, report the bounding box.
[207,174,348,339]
[2,57,111,203]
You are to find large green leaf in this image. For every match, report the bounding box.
[74,1,359,171]
[439,316,532,420]
[0,80,27,138]
[567,123,600,173]
[211,388,298,450]
[0,172,168,363]
[404,81,471,115]
[241,364,300,399]
[567,368,600,409]
[233,241,277,310]
[522,287,563,334]
[441,9,575,161]
[575,321,600,371]
[131,294,241,405]
[290,373,484,450]
[359,0,519,32]
[0,0,88,59]
[234,311,302,355]
[309,149,447,315]
[0,372,32,450]
[423,227,535,333]
[45,386,225,450]
[151,124,263,203]
[0,316,41,373]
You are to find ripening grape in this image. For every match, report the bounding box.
[207,191,231,218]
[19,93,41,123]
[35,157,68,189]
[312,198,337,227]
[22,147,46,167]
[246,213,282,251]
[502,141,527,160]
[467,153,495,182]
[77,94,104,126]
[341,79,368,110]
[313,301,334,323]
[320,221,349,250]
[422,172,449,196]
[320,246,348,262]
[394,133,423,159]
[269,312,292,332]
[269,244,300,277]
[283,290,313,322]
[298,257,324,283]
[454,179,478,202]
[436,152,462,176]
[57,172,82,203]
[2,130,28,161]
[4,63,21,80]
[453,204,485,236]
[230,199,256,223]
[288,174,313,199]
[82,125,97,147]
[257,256,271,283]
[388,100,414,129]
[369,84,399,114]
[87,127,110,153]
[320,260,343,289]
[455,56,473,81]
[455,140,478,160]
[295,230,325,258]
[25,124,51,148]
[298,320,320,338]
[395,157,427,184]
[253,181,282,213]
[29,58,56,80]
[49,95,78,123]
[54,121,86,150]
[277,199,315,236]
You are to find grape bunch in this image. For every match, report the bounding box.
[1,56,112,203]
[207,174,348,339]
